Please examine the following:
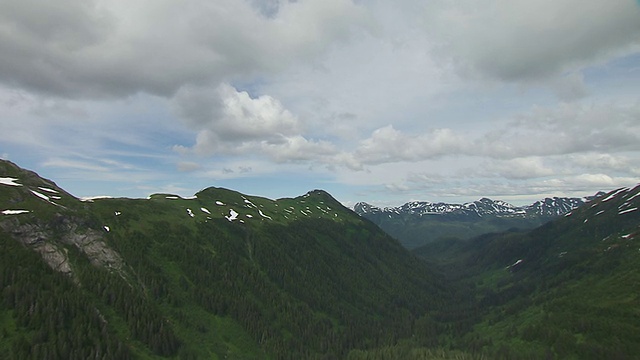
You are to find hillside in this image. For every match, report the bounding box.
[414,185,640,359]
[355,196,591,249]
[0,159,450,359]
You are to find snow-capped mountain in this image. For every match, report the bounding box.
[353,195,600,249]
[354,196,589,219]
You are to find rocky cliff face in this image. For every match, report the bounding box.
[0,215,124,280]
[0,159,124,280]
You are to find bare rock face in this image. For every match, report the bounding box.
[61,223,123,270]
[0,215,123,278]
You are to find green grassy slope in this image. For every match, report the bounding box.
[415,185,640,359]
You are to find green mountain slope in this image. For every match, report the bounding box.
[0,159,450,359]
[415,185,640,359]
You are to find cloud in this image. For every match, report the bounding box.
[482,157,555,180]
[176,83,300,146]
[423,0,640,82]
[176,161,201,172]
[0,0,370,98]
[550,72,590,102]
[567,153,640,176]
[478,102,640,158]
[341,101,640,170]
[173,83,339,162]
[353,125,466,165]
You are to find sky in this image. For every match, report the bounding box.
[1,0,640,208]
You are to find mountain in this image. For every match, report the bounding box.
[354,196,592,249]
[413,184,640,359]
[0,159,451,359]
[4,158,639,359]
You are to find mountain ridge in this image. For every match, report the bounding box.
[354,195,595,219]
[353,194,603,249]
[0,159,450,359]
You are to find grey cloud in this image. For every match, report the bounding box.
[423,0,640,82]
[177,161,201,172]
[566,153,640,176]
[550,72,590,102]
[482,157,556,180]
[0,0,111,50]
[478,102,640,158]
[0,0,370,99]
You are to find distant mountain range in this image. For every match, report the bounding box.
[354,195,603,249]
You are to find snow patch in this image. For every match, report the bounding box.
[2,209,30,215]
[512,259,523,267]
[626,191,640,202]
[115,211,121,216]
[216,201,225,206]
[619,208,638,215]
[30,190,50,202]
[103,226,110,232]
[506,259,524,269]
[187,209,195,218]
[0,177,21,186]
[258,209,272,220]
[200,207,211,214]
[621,234,633,239]
[602,188,628,202]
[38,186,58,194]
[595,210,605,216]
[81,196,113,202]
[226,209,239,221]
[246,214,253,218]
[166,196,180,200]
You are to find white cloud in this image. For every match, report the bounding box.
[342,101,640,168]
[173,83,340,163]
[353,125,466,165]
[567,153,640,176]
[478,102,640,158]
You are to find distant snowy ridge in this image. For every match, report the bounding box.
[354,196,591,219]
